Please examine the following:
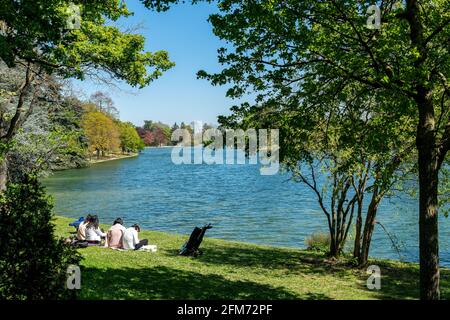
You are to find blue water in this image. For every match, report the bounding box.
[44,147,449,266]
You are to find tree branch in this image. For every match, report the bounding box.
[1,63,35,141]
[425,18,450,45]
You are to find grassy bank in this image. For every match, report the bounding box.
[54,216,449,300]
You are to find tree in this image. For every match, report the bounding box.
[119,122,145,153]
[0,0,175,188]
[219,88,415,260]
[90,91,119,119]
[48,95,89,169]
[136,127,155,146]
[81,110,120,159]
[145,0,449,299]
[143,120,172,145]
[0,175,81,299]
[180,121,193,135]
[153,127,167,147]
[143,120,154,131]
[171,122,180,132]
[202,123,214,133]
[7,77,90,180]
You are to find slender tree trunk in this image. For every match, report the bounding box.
[353,199,363,259]
[329,208,349,257]
[0,157,8,192]
[328,212,340,258]
[329,234,340,257]
[359,186,379,266]
[359,206,377,266]
[416,89,440,300]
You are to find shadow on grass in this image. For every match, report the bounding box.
[163,244,449,300]
[367,260,449,300]
[78,265,324,300]
[163,245,348,277]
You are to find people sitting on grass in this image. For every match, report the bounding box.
[105,218,126,249]
[85,215,106,245]
[76,214,92,241]
[123,224,148,250]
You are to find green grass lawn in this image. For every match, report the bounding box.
[54,216,449,300]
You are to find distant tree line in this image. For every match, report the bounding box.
[136,120,214,147]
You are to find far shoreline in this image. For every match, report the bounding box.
[89,152,139,165]
[144,145,173,149]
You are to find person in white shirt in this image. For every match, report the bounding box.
[85,215,106,245]
[123,224,148,250]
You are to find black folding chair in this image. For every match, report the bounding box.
[179,224,213,257]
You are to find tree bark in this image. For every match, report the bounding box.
[329,235,340,257]
[0,157,8,192]
[416,88,440,300]
[359,186,379,266]
[405,0,440,299]
[353,199,363,259]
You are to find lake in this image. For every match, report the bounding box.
[44,147,450,266]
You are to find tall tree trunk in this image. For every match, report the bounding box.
[416,89,440,300]
[329,211,338,257]
[405,0,440,299]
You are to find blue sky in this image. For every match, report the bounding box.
[73,1,248,127]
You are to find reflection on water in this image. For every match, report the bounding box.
[44,147,449,266]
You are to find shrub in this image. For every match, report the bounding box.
[305,232,331,252]
[0,175,81,300]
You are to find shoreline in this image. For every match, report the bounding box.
[89,153,139,165]
[54,214,449,268]
[144,145,173,149]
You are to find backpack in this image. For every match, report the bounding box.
[179,224,212,257]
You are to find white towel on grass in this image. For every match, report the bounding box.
[138,245,157,252]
